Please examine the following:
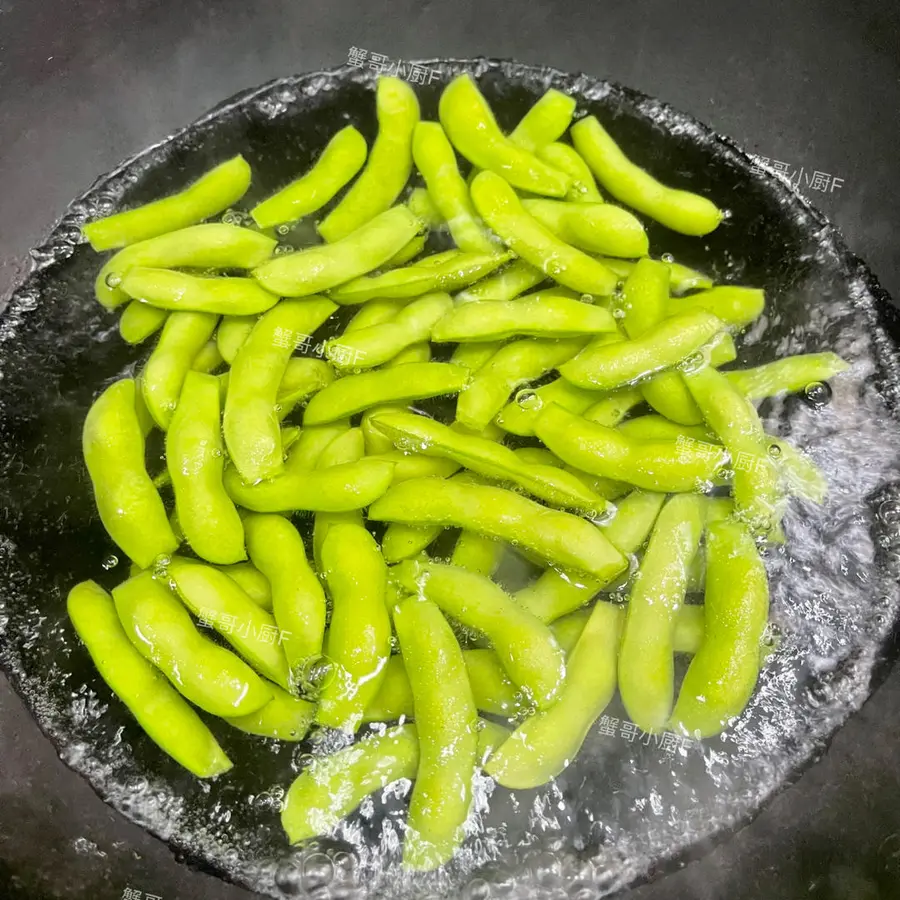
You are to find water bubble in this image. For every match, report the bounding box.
[152,555,171,578]
[221,210,238,225]
[615,279,626,291]
[463,878,491,900]
[877,500,900,525]
[579,293,594,303]
[104,272,122,288]
[720,208,733,221]
[679,350,707,375]
[802,381,832,409]
[589,506,617,526]
[767,442,783,459]
[295,653,336,697]
[276,224,292,236]
[715,463,735,482]
[612,307,626,320]
[515,390,542,411]
[660,252,675,264]
[275,243,295,255]
[101,554,119,570]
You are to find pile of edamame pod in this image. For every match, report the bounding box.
[67,72,849,872]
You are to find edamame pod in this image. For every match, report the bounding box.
[344,298,405,333]
[537,142,603,203]
[386,233,429,267]
[670,519,769,737]
[224,297,336,482]
[509,89,577,151]
[724,352,849,400]
[82,155,252,251]
[121,268,279,315]
[328,250,511,305]
[96,222,276,309]
[495,376,598,436]
[535,403,726,492]
[244,514,328,685]
[683,364,781,533]
[370,477,626,583]
[387,342,431,366]
[412,122,496,254]
[618,415,715,444]
[288,421,352,468]
[407,187,444,228]
[768,436,827,503]
[192,339,223,374]
[521,199,649,258]
[618,494,706,732]
[303,362,469,424]
[368,451,460,483]
[395,561,566,709]
[325,292,452,369]
[582,386,645,427]
[276,358,334,419]
[571,116,722,236]
[317,524,391,731]
[381,522,443,562]
[142,310,219,429]
[451,532,504,578]
[559,310,725,391]
[113,572,271,717]
[450,340,505,373]
[457,337,587,432]
[318,77,420,242]
[166,371,245,564]
[224,683,316,741]
[470,171,618,295]
[485,600,619,788]
[600,256,713,294]
[254,206,422,297]
[217,562,272,610]
[82,379,178,568]
[393,597,478,870]
[216,314,257,363]
[433,294,616,343]
[667,286,765,329]
[119,301,168,344]
[438,74,570,197]
[369,409,611,514]
[454,259,545,303]
[224,457,395,513]
[514,489,666,622]
[67,581,232,778]
[168,556,292,690]
[251,125,368,228]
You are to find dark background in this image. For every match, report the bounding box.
[1,1,899,898]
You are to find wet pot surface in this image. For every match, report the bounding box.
[1,58,899,900]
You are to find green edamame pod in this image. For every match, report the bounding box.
[559,310,724,391]
[471,171,618,296]
[192,339,223,374]
[433,294,616,343]
[407,187,444,229]
[495,376,598,436]
[244,514,327,686]
[96,222,276,309]
[450,340,505,373]
[509,89,577,151]
[618,494,706,732]
[535,403,726,492]
[217,562,272,610]
[368,451,460,483]
[225,457,395,513]
[168,556,292,690]
[288,421,351,468]
[369,409,611,514]
[345,298,405,333]
[328,250,511,305]
[82,379,178,569]
[216,315,257,363]
[166,371,245,564]
[393,597,478,871]
[537,142,603,203]
[724,352,849,400]
[395,561,566,710]
[486,600,619,788]
[276,358,334,419]
[82,155,252,251]
[318,77,419,242]
[667,286,765,329]
[384,233,429,268]
[120,268,279,315]
[683,364,781,533]
[224,297,336,482]
[382,522,443,563]
[454,259,546,303]
[457,336,587,432]
[317,523,391,731]
[582,386,645,426]
[112,572,271,717]
[142,310,218,429]
[370,477,626,582]
[571,117,722,236]
[251,125,368,228]
[412,122,496,254]
[68,581,232,778]
[254,206,422,297]
[303,362,469,425]
[451,532,503,578]
[387,342,431,366]
[325,292,452,370]
[514,489,666,622]
[521,199,649,258]
[119,301,168,344]
[361,404,405,454]
[618,415,715,444]
[224,683,316,741]
[670,519,769,738]
[768,436,827,504]
[439,74,570,197]
[600,256,713,295]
